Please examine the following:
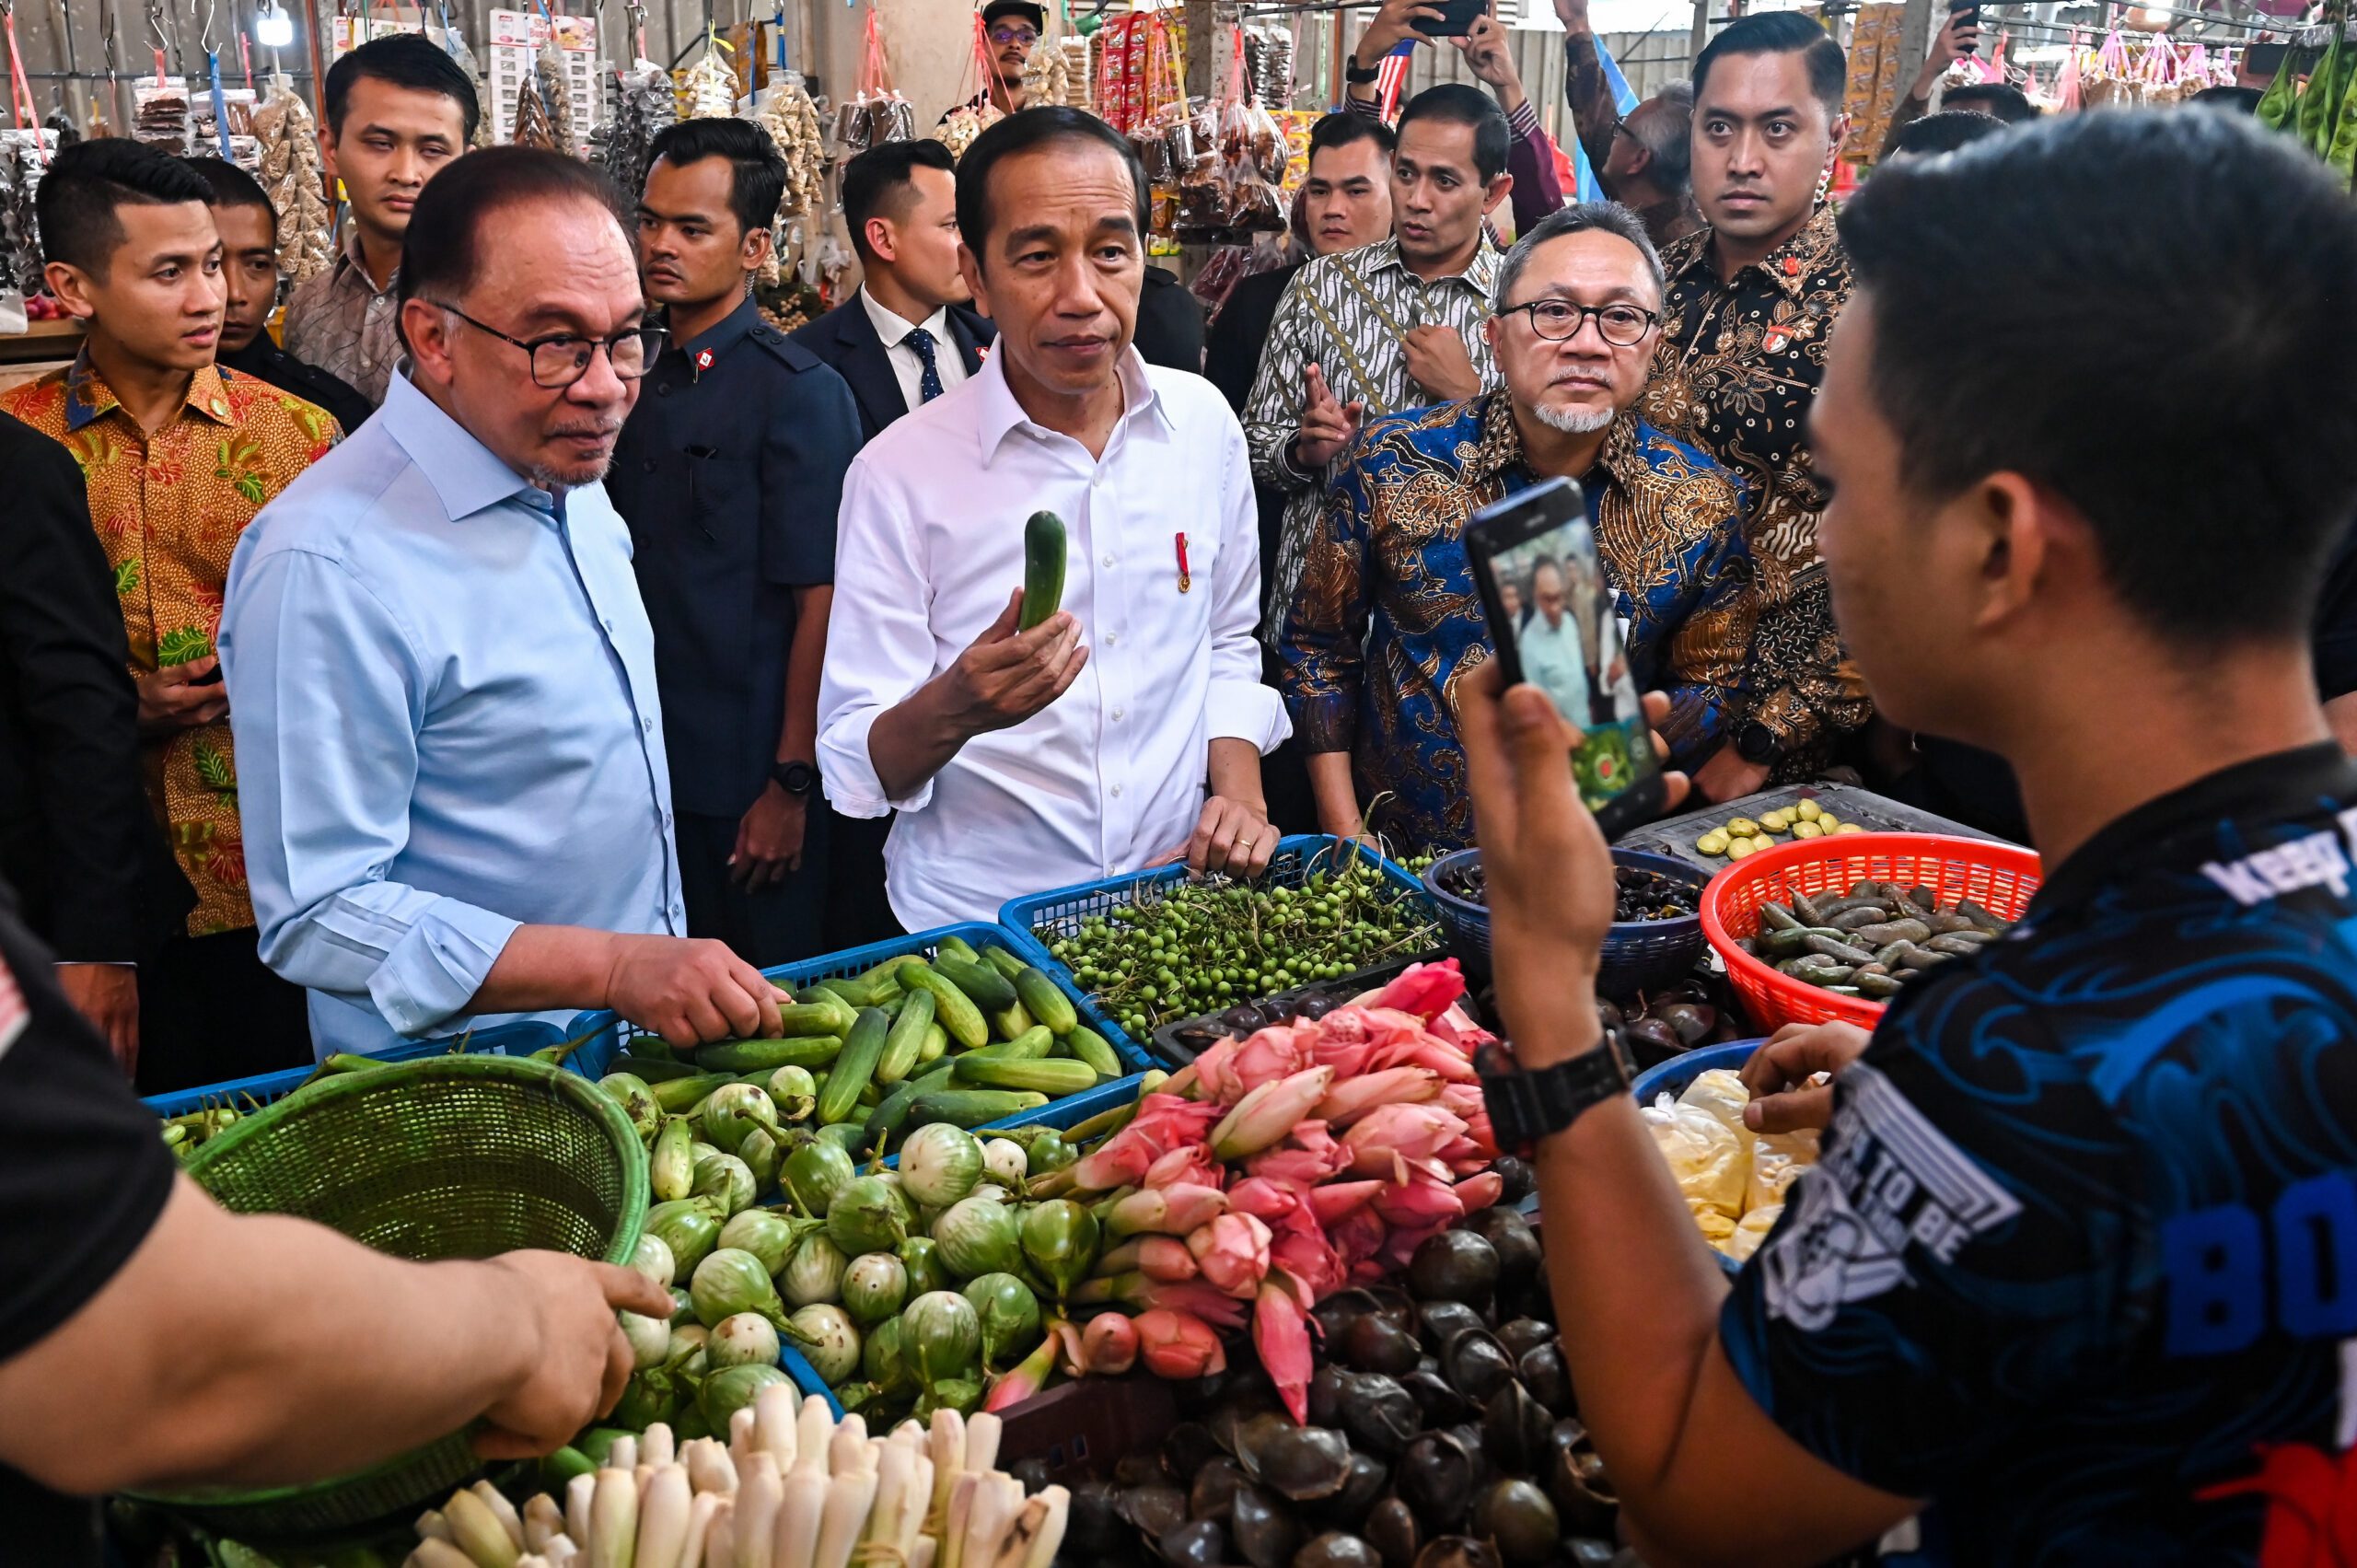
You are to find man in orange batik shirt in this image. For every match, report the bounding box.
[4,140,338,1093]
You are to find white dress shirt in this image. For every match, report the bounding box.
[860,286,972,414]
[819,346,1291,932]
[222,373,683,1057]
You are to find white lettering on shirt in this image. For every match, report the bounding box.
[2202,830,2351,907]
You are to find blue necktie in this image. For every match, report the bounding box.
[905,325,946,404]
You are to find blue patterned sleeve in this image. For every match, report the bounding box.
[1717,977,2147,1501]
[1654,474,1757,768]
[1276,437,1379,755]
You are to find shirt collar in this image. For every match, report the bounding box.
[2028,742,2357,919]
[971,343,1170,462]
[1673,203,1841,300]
[377,369,548,521]
[63,349,238,434]
[674,295,762,365]
[859,287,950,351]
[1364,232,1503,293]
[332,225,400,297]
[1462,390,1643,492]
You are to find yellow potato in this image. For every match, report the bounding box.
[1835,821,1865,835]
[1725,837,1758,860]
[1794,798,1823,822]
[1791,820,1824,840]
[1695,830,1730,856]
[1726,818,1759,838]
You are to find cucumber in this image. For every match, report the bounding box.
[818,1007,891,1124]
[952,1055,1098,1096]
[935,955,1017,1012]
[816,1121,868,1156]
[650,1072,738,1113]
[611,1053,706,1083]
[899,961,988,1049]
[778,999,857,1038]
[1013,968,1079,1037]
[695,1035,842,1074]
[917,1023,948,1067]
[981,946,1028,981]
[877,987,936,1086]
[908,1088,1051,1129]
[989,998,1035,1042]
[1065,1027,1121,1078]
[962,1027,1053,1063]
[810,976,877,1010]
[862,954,916,990]
[1018,509,1066,631]
[935,935,983,966]
[863,1063,958,1151]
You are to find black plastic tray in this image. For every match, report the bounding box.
[1149,958,1420,1064]
[1623,783,2004,876]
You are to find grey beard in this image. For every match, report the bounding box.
[528,456,614,490]
[1530,401,1615,435]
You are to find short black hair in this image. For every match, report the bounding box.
[956,107,1147,267]
[2189,84,2264,114]
[1940,81,2038,122]
[325,32,480,144]
[1840,110,2357,643]
[1693,12,1848,118]
[187,156,276,227]
[842,138,958,259]
[398,146,622,318]
[645,117,786,239]
[1396,82,1512,183]
[1887,109,2006,159]
[1307,110,1395,162]
[34,137,213,275]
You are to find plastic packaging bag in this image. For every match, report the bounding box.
[1644,1095,1749,1219]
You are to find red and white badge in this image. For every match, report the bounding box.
[693,348,715,380]
[1762,327,1792,354]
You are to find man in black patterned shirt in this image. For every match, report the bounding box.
[1638,12,1867,796]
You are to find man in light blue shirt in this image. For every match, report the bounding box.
[222,148,787,1058]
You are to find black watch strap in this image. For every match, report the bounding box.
[772,760,819,797]
[1345,57,1384,83]
[1476,1039,1631,1155]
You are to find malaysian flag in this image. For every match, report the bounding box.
[1376,38,1415,120]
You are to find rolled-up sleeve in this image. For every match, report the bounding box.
[221,544,520,1039]
[1207,419,1292,754]
[817,454,944,817]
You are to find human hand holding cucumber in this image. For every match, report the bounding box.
[946,587,1088,736]
[603,933,786,1049]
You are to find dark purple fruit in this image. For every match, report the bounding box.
[1439,1329,1516,1402]
[1159,1516,1229,1568]
[1190,1458,1252,1521]
[1418,1300,1487,1353]
[1294,1534,1381,1568]
[1469,1481,1559,1568]
[1256,1424,1356,1503]
[1232,1485,1299,1568]
[1120,1484,1189,1540]
[1339,1373,1422,1458]
[1306,1365,1354,1429]
[1408,1231,1500,1306]
[1166,1423,1223,1482]
[1365,1498,1421,1568]
[1489,1156,1536,1204]
[1396,1431,1479,1529]
[1459,1209,1540,1287]
[1400,1367,1469,1426]
[1516,1342,1575,1417]
[1341,1314,1422,1377]
[1493,1318,1551,1362]
[1410,1537,1500,1568]
[1620,1016,1683,1067]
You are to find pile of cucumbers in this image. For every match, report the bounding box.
[597,935,1124,1159]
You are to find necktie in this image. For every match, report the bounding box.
[905,325,946,404]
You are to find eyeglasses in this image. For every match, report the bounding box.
[989,25,1039,44]
[1497,298,1660,347]
[434,303,669,389]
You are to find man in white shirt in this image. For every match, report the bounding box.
[792,140,996,442]
[818,109,1290,933]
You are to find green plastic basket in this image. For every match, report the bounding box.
[126,1053,649,1543]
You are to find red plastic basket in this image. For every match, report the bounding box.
[1700,832,2042,1030]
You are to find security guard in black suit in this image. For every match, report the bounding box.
[608,120,864,967]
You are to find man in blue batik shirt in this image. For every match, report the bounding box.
[224,149,790,1059]
[1457,112,2357,1565]
[1279,203,1752,854]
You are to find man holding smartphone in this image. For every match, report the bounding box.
[1460,110,2357,1567]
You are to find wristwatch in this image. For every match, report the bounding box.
[772,761,819,797]
[1477,1038,1632,1156]
[1345,56,1384,84]
[1735,720,1782,766]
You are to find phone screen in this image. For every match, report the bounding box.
[1465,479,1666,839]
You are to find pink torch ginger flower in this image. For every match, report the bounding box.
[1378,1220,1450,1274]
[1343,1103,1469,1179]
[1056,1094,1224,1194]
[1306,1179,1385,1225]
[1144,1141,1223,1191]
[1244,1122,1353,1187]
[1225,1176,1304,1223]
[986,1332,1060,1411]
[1253,1271,1318,1422]
[1081,1311,1140,1375]
[1071,1272,1249,1330]
[1363,1038,1480,1083]
[1270,1210,1349,1303]
[1211,1066,1335,1160]
[1095,1235,1201,1283]
[1436,1083,1486,1120]
[1136,1308,1228,1378]
[1187,1212,1272,1299]
[1372,1163,1465,1228]
[1455,1171,1505,1212]
[1313,1066,1442,1128]
[1107,1182,1230,1238]
[1370,958,1468,1021]
[1330,1205,1388,1270]
[1229,1025,1317,1097]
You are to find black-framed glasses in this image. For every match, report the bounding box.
[989,25,1039,44]
[1497,298,1660,347]
[434,302,668,389]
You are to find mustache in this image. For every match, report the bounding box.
[547,417,625,438]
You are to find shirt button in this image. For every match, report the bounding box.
[642,716,655,733]
[1105,632,1119,646]
[1111,707,1124,721]
[602,617,615,633]
[657,384,672,397]
[1102,553,1116,568]
[642,459,656,472]
[1110,784,1123,797]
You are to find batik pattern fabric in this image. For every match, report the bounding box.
[1641,204,1870,776]
[1278,392,1752,853]
[1,355,340,936]
[281,227,402,404]
[1242,236,1503,639]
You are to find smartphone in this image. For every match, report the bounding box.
[1412,0,1487,39]
[1946,0,1980,52]
[1464,478,1666,842]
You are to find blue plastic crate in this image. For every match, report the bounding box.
[143,1019,564,1120]
[994,833,1442,1063]
[563,923,1138,1078]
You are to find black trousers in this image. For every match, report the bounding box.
[822,807,903,950]
[678,807,834,969]
[134,925,313,1094]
